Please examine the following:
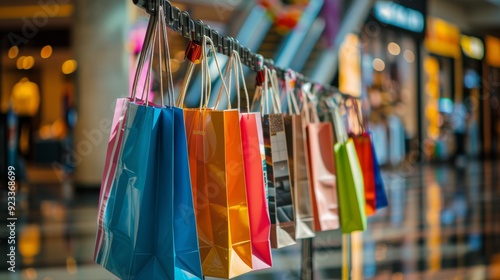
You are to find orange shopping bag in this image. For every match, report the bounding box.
[181,37,252,279]
[222,50,273,270]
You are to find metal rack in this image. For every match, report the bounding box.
[132,1,356,279]
[132,0,357,99]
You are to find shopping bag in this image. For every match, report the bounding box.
[283,73,315,239]
[182,37,253,279]
[167,107,204,279]
[96,7,203,279]
[284,115,316,238]
[95,97,130,260]
[184,108,253,278]
[306,123,340,231]
[96,103,163,279]
[263,113,296,248]
[351,134,377,215]
[334,139,367,233]
[95,7,159,259]
[253,67,296,248]
[345,98,380,214]
[330,102,367,233]
[302,87,339,232]
[371,136,388,209]
[241,113,273,269]
[226,51,272,270]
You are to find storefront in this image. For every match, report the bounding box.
[0,31,75,164]
[423,17,462,161]
[484,36,500,157]
[460,34,484,158]
[360,0,426,165]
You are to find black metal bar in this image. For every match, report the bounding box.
[193,20,203,43]
[132,0,351,97]
[171,6,181,32]
[181,11,191,39]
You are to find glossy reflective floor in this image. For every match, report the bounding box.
[1,160,500,279]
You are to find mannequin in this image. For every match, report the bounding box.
[10,77,40,159]
[11,77,40,117]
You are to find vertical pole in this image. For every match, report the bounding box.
[416,42,424,162]
[342,233,351,280]
[301,238,314,280]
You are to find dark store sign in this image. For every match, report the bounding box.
[374,1,425,33]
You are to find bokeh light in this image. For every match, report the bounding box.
[373,58,385,71]
[23,56,35,70]
[41,45,53,59]
[62,59,78,74]
[16,56,25,69]
[404,50,415,63]
[170,58,180,73]
[8,46,19,59]
[388,42,401,55]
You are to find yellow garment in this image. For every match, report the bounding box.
[11,78,40,116]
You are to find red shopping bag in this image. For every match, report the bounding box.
[351,134,377,215]
[240,112,273,270]
[346,98,376,215]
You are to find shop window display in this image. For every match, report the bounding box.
[361,28,418,165]
[1,42,76,167]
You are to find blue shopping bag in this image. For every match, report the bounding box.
[96,103,202,280]
[370,134,388,209]
[169,107,203,279]
[96,103,160,278]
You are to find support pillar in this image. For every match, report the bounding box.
[73,0,130,186]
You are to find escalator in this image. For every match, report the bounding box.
[175,0,327,109]
[239,0,326,109]
[310,0,376,84]
[256,29,284,61]
[177,0,375,108]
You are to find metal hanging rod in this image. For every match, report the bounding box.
[133,0,265,71]
[132,0,359,100]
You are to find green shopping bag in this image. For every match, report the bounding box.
[330,101,367,233]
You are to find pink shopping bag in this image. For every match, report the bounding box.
[94,97,130,260]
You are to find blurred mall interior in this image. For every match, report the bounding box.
[1,0,500,279]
